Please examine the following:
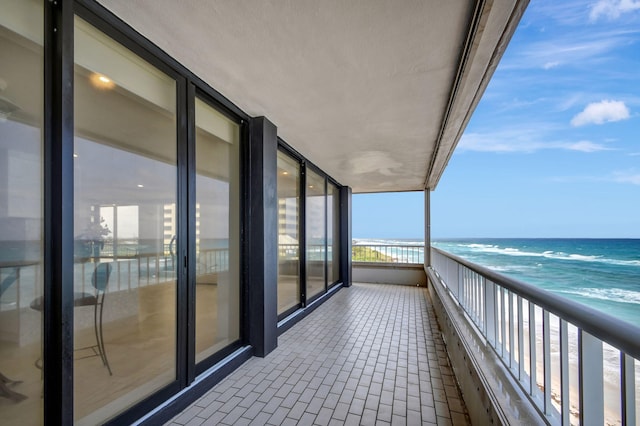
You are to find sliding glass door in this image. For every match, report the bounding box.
[327,183,341,287]
[277,152,301,315]
[0,1,44,424]
[276,148,342,315]
[73,16,178,424]
[194,98,241,366]
[305,169,326,301]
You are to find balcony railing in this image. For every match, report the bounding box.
[352,244,424,264]
[430,247,639,425]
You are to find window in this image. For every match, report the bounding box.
[305,169,326,300]
[73,16,177,423]
[0,0,43,423]
[327,183,341,286]
[277,151,301,315]
[194,98,240,364]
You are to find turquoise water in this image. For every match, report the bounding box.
[433,238,640,327]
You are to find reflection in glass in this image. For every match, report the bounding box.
[0,0,43,423]
[194,99,240,363]
[73,17,177,424]
[306,170,326,300]
[277,152,300,315]
[327,183,340,286]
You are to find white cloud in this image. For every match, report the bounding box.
[548,171,640,185]
[565,141,611,152]
[499,25,640,72]
[590,0,640,21]
[570,100,630,126]
[612,170,640,184]
[458,132,611,153]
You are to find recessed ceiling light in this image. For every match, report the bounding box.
[282,171,289,175]
[137,184,144,188]
[90,73,115,89]
[73,153,78,158]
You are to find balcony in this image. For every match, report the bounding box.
[166,283,469,426]
[168,244,639,425]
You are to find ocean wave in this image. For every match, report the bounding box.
[488,265,539,273]
[464,243,497,249]
[557,287,640,305]
[462,244,640,267]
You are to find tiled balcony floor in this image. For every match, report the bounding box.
[166,283,470,426]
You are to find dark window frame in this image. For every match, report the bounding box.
[44,1,250,424]
[38,0,345,423]
[276,140,343,316]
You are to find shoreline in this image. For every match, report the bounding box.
[511,311,638,425]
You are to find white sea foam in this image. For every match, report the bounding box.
[465,243,496,249]
[556,287,640,305]
[488,264,539,273]
[460,243,640,267]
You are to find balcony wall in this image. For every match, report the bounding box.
[353,263,427,287]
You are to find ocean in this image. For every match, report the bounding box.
[433,238,640,328]
[355,238,640,328]
[355,238,640,422]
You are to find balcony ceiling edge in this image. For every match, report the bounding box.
[425,0,530,192]
[94,0,529,193]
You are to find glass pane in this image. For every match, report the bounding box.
[306,170,326,300]
[73,17,177,424]
[0,0,43,423]
[277,152,300,315]
[194,99,240,363]
[327,183,340,285]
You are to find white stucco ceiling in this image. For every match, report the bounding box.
[97,0,527,193]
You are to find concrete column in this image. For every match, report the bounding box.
[424,189,431,268]
[340,186,352,287]
[247,116,278,357]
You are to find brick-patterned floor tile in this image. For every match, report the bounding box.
[166,284,470,426]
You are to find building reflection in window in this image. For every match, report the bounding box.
[277,152,301,315]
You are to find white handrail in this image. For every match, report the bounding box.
[430,247,639,425]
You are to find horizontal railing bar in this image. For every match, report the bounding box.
[352,244,424,264]
[352,244,424,247]
[432,247,640,360]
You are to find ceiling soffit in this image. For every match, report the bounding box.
[96,0,528,193]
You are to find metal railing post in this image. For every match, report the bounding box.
[428,247,640,425]
[579,330,604,424]
[622,354,636,426]
[543,310,551,415]
[529,302,537,396]
[518,296,525,382]
[485,279,496,346]
[560,319,570,425]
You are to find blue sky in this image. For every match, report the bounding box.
[354,0,640,239]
